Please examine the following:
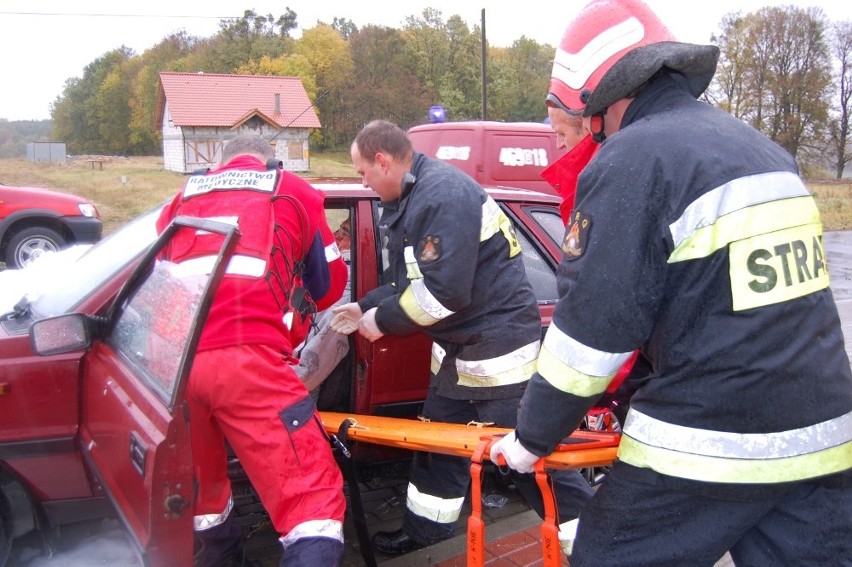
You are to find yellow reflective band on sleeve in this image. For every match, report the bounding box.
[399,280,455,326]
[456,340,540,388]
[430,342,446,375]
[406,483,465,523]
[536,324,632,397]
[481,196,521,257]
[537,348,612,397]
[618,434,852,484]
[669,196,820,263]
[619,408,852,483]
[404,246,423,280]
[730,223,828,310]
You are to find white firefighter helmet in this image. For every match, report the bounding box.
[547,0,719,117]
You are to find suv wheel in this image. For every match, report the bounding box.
[5,227,66,269]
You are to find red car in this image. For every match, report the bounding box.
[0,183,102,269]
[0,184,568,565]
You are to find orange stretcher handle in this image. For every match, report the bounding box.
[534,459,562,567]
[467,437,492,567]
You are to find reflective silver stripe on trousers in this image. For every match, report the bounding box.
[279,519,344,548]
[624,408,852,459]
[194,496,234,530]
[406,483,465,524]
[176,254,267,278]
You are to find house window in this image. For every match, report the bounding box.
[288,142,304,160]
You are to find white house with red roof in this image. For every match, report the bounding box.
[156,72,321,173]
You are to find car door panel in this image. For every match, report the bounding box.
[80,343,193,563]
[74,217,238,564]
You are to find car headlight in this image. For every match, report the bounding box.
[78,203,97,217]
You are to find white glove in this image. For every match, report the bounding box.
[489,431,539,474]
[330,303,363,335]
[358,307,385,342]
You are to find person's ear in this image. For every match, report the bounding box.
[375,152,391,174]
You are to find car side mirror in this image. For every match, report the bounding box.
[29,313,101,356]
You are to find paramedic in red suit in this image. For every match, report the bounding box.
[155,134,348,567]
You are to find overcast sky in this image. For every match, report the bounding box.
[2,0,851,121]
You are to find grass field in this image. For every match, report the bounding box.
[2,154,852,235]
[0,154,358,235]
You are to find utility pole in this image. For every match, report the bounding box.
[481,9,488,121]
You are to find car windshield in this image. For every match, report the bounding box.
[1,204,162,320]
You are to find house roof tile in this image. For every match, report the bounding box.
[158,72,321,129]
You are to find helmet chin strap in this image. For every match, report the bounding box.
[590,111,607,143]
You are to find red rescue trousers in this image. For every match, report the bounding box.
[187,344,346,537]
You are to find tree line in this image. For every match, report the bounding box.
[24,6,852,177]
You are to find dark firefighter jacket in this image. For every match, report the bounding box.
[516,72,852,484]
[359,153,542,400]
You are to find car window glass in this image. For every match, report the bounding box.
[108,258,210,406]
[517,229,559,304]
[325,206,353,301]
[375,202,391,282]
[29,204,162,319]
[529,208,567,248]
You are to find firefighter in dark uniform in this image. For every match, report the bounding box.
[331,119,595,556]
[492,1,852,565]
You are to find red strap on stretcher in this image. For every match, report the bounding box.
[468,436,563,567]
[467,437,491,567]
[534,459,562,567]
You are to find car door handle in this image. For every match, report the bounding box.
[129,431,147,476]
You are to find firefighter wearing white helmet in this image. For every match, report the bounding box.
[492,0,852,564]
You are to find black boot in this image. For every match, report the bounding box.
[372,529,425,555]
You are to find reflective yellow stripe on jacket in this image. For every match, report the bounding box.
[431,341,540,388]
[399,197,520,325]
[668,171,829,311]
[537,323,633,397]
[619,409,852,483]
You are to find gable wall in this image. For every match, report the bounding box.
[161,109,312,173]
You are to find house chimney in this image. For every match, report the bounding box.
[274,93,281,114]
